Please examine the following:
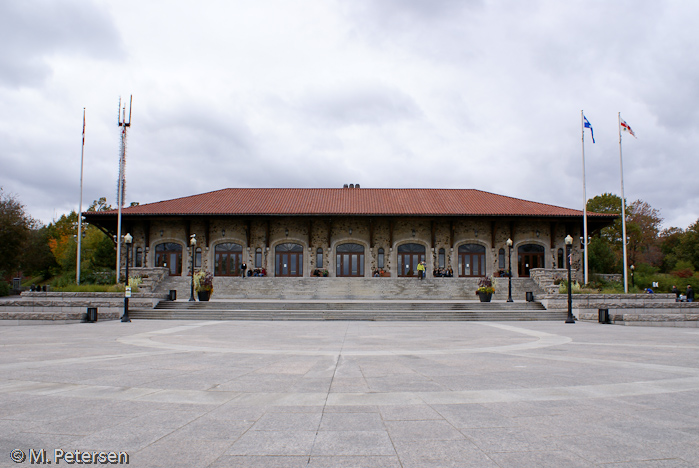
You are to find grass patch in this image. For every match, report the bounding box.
[52,284,139,293]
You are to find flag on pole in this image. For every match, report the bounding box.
[620,118,636,138]
[583,115,595,143]
[82,111,86,145]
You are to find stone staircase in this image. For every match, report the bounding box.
[125,276,561,321]
[156,277,545,301]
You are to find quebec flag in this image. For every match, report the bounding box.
[583,115,595,143]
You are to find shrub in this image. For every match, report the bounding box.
[0,282,9,296]
[193,270,214,292]
[476,276,496,294]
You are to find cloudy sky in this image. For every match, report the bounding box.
[2,0,697,230]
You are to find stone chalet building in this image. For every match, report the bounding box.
[83,187,616,281]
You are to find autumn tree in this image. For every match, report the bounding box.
[626,200,663,267]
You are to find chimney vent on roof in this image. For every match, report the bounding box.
[355,184,360,188]
[349,183,355,188]
[343,184,348,188]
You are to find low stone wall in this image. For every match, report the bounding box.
[0,292,166,325]
[530,268,569,294]
[540,293,699,326]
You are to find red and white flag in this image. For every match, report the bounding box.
[620,118,636,138]
[82,109,86,145]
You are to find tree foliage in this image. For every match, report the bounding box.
[0,188,39,278]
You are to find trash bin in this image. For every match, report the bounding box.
[169,290,177,301]
[598,309,610,324]
[525,292,534,302]
[86,307,98,323]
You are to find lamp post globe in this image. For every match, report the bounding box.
[630,264,635,288]
[564,235,575,324]
[121,233,133,322]
[506,238,513,302]
[189,234,197,302]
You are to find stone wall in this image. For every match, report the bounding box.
[539,293,699,326]
[0,292,166,325]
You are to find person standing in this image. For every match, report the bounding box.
[241,261,247,279]
[687,285,695,303]
[672,285,680,301]
[417,261,425,280]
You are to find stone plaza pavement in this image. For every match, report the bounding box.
[1,319,698,467]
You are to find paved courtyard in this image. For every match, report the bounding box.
[1,319,698,467]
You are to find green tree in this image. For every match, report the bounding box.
[21,227,58,279]
[587,236,617,274]
[660,226,685,272]
[0,188,39,278]
[672,220,699,272]
[587,193,623,245]
[87,197,112,212]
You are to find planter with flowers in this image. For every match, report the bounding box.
[193,270,214,301]
[476,276,496,302]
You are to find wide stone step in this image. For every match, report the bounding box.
[130,299,560,321]
[130,309,565,321]
[153,300,546,311]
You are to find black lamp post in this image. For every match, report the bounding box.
[565,235,575,324]
[121,233,132,322]
[189,234,197,302]
[506,238,513,302]
[630,264,635,288]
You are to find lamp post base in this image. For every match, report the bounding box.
[121,298,131,322]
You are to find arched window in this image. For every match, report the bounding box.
[195,247,202,269]
[518,244,545,277]
[397,243,425,277]
[215,243,243,276]
[498,248,505,269]
[458,244,486,277]
[255,248,263,268]
[336,243,365,277]
[377,248,385,269]
[438,248,445,269]
[155,243,183,276]
[135,247,143,268]
[316,248,323,269]
[275,243,303,277]
[558,248,564,269]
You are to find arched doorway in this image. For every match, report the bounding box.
[336,243,365,277]
[458,244,486,277]
[518,244,545,277]
[155,243,182,276]
[275,243,303,277]
[397,243,425,277]
[214,243,243,276]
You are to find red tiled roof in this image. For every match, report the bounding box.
[88,188,614,218]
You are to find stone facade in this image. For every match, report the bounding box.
[121,215,585,279]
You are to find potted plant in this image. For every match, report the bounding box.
[193,270,214,301]
[476,276,496,302]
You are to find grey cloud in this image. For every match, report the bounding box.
[0,0,124,88]
[343,0,482,26]
[300,84,423,127]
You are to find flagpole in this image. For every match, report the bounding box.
[618,112,629,293]
[76,108,85,285]
[581,110,588,285]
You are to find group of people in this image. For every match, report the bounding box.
[239,263,266,277]
[672,285,694,302]
[432,267,454,277]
